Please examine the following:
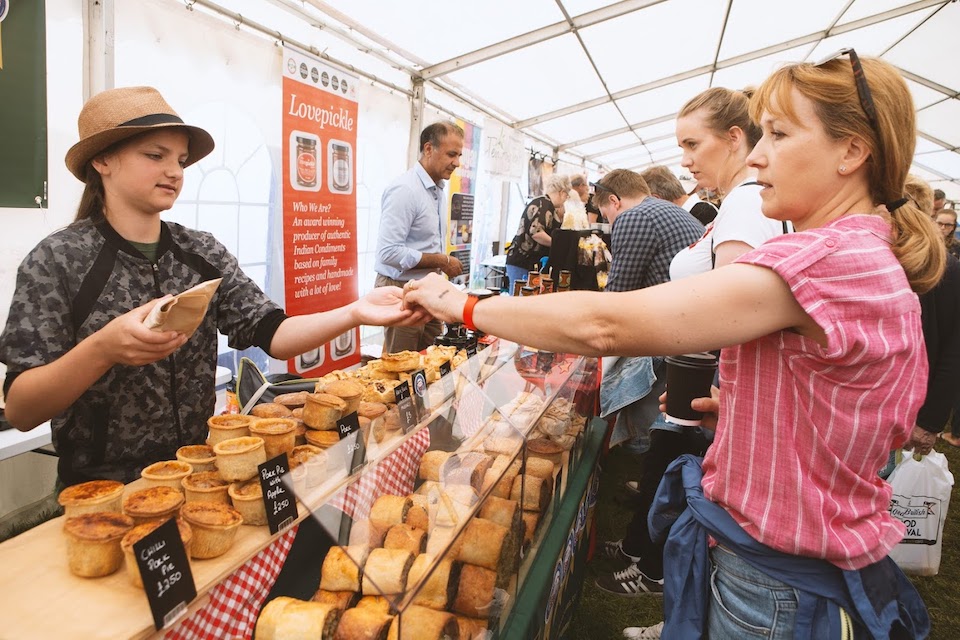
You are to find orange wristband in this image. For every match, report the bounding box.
[463,295,481,331]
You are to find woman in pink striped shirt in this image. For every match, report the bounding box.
[404,53,942,637]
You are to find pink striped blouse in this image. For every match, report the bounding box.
[701,214,927,570]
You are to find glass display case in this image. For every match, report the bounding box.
[260,339,599,639]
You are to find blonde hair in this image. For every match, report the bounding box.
[750,56,945,294]
[543,173,571,195]
[903,174,934,216]
[679,87,761,148]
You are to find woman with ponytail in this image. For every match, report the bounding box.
[405,50,934,638]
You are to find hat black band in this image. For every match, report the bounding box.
[118,113,185,128]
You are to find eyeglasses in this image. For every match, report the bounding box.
[814,47,880,137]
[936,221,956,229]
[590,181,620,206]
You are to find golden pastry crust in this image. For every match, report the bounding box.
[383,523,427,556]
[206,413,258,445]
[182,471,231,505]
[120,518,193,588]
[63,512,135,578]
[141,460,193,492]
[311,589,360,612]
[361,548,414,596]
[455,518,510,573]
[510,474,552,512]
[228,479,267,526]
[453,564,498,619]
[303,393,347,430]
[122,486,185,524]
[523,457,554,480]
[304,429,341,449]
[57,480,124,518]
[177,444,217,473]
[456,615,489,640]
[289,444,325,468]
[249,418,298,460]
[321,379,364,415]
[408,553,460,611]
[418,451,451,482]
[522,511,540,548]
[320,545,369,592]
[213,436,267,482]
[250,402,294,419]
[179,502,243,559]
[357,401,388,420]
[387,605,458,640]
[334,606,393,640]
[257,597,341,640]
[369,495,412,531]
[348,520,386,548]
[404,505,429,531]
[355,595,394,615]
[362,379,403,404]
[526,437,563,465]
[380,350,422,373]
[274,391,310,408]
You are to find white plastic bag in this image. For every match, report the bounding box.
[886,449,954,576]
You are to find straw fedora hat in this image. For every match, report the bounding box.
[65,86,215,182]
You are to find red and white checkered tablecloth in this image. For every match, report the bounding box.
[165,427,431,640]
[165,526,297,640]
[331,426,431,519]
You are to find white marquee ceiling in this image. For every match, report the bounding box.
[193,0,960,199]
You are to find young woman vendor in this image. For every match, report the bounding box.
[0,86,424,486]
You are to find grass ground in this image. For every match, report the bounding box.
[568,441,960,639]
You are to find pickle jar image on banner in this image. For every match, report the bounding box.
[328,139,353,194]
[289,130,321,192]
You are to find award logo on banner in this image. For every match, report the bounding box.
[281,46,360,377]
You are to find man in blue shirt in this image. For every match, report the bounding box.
[375,122,465,352]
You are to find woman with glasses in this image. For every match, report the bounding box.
[405,50,936,637]
[504,173,569,293]
[935,209,960,259]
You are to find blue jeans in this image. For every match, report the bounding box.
[709,546,799,639]
[506,264,530,295]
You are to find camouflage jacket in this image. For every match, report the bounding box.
[0,219,284,485]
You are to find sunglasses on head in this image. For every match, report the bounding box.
[590,181,620,203]
[814,47,880,137]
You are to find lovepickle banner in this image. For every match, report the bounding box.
[281,46,360,376]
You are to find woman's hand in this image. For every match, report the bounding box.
[402,273,468,324]
[659,385,721,431]
[352,287,431,327]
[92,297,187,367]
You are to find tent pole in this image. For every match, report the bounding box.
[408,78,425,167]
[82,0,114,100]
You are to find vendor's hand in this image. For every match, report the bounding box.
[442,255,464,278]
[402,273,468,324]
[93,297,187,367]
[904,426,938,456]
[659,385,721,431]
[353,287,431,327]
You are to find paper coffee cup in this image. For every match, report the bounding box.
[664,353,718,426]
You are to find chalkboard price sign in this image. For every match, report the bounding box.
[394,381,418,433]
[258,454,298,534]
[336,411,366,474]
[133,518,196,630]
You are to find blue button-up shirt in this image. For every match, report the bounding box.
[375,162,447,281]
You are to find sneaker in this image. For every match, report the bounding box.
[624,480,640,495]
[595,562,664,596]
[599,539,640,564]
[623,621,664,639]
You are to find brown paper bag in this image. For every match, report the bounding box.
[143,278,222,338]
